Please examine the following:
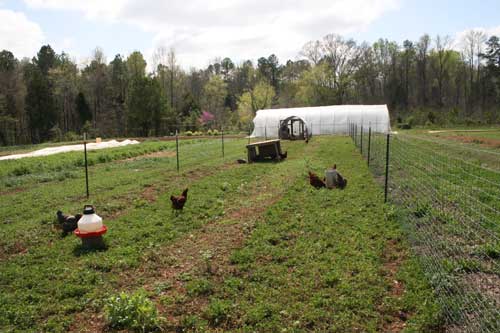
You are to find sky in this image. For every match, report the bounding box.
[1,0,499,69]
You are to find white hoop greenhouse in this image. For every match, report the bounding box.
[250,105,391,138]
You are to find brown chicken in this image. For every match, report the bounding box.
[308,171,326,189]
[170,188,188,210]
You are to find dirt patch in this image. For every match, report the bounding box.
[142,185,159,203]
[439,135,500,148]
[0,187,27,196]
[462,272,500,307]
[378,238,409,333]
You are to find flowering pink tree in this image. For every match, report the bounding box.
[198,111,215,128]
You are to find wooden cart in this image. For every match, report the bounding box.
[246,139,284,163]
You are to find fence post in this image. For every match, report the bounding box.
[176,130,179,173]
[248,126,251,145]
[265,126,267,140]
[355,125,357,147]
[384,133,390,203]
[221,127,224,158]
[360,126,364,155]
[367,127,372,167]
[83,132,89,199]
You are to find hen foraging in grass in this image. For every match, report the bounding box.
[308,171,326,189]
[331,164,348,189]
[56,211,82,234]
[170,188,188,210]
[279,151,288,159]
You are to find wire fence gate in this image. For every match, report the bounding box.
[349,123,500,333]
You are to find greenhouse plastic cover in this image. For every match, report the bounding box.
[250,105,390,138]
[0,139,140,161]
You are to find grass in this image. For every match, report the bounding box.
[0,136,439,332]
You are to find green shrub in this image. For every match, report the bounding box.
[180,315,206,330]
[10,165,31,176]
[212,129,219,136]
[186,278,213,296]
[105,290,161,332]
[204,298,231,326]
[64,131,80,142]
[398,123,412,129]
[185,131,193,136]
[207,129,213,136]
[49,125,63,142]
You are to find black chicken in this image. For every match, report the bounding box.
[56,210,82,234]
[332,164,348,189]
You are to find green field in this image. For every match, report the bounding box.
[0,137,440,332]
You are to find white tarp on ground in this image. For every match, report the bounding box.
[250,105,391,138]
[0,139,140,161]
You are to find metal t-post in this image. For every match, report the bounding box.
[361,126,364,155]
[176,130,179,172]
[221,127,224,158]
[84,132,89,199]
[384,133,390,203]
[367,127,372,167]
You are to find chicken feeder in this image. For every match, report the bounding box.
[75,205,107,249]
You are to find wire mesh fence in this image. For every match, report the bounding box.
[350,124,500,332]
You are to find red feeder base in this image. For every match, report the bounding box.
[75,226,107,249]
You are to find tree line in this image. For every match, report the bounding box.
[0,31,499,145]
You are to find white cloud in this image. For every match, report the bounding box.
[0,9,45,58]
[22,0,400,68]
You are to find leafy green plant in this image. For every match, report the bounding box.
[186,278,213,296]
[200,249,214,274]
[10,165,31,176]
[204,298,231,326]
[105,290,162,332]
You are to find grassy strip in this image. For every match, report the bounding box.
[179,137,439,332]
[0,138,229,188]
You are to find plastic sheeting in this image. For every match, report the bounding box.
[250,105,390,138]
[0,139,140,161]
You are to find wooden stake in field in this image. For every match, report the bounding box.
[83,132,89,199]
[176,130,179,172]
